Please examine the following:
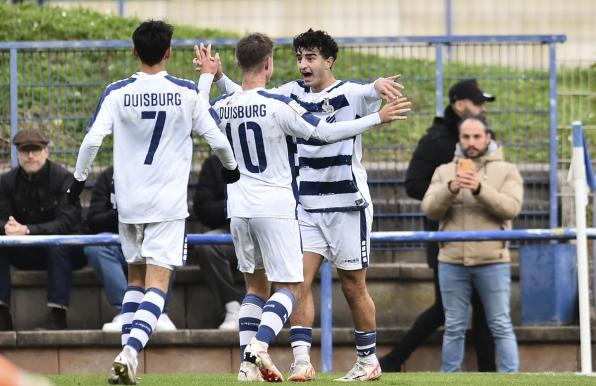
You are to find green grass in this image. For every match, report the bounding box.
[48,372,596,385]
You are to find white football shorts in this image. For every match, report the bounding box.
[298,205,372,270]
[119,219,187,270]
[231,217,304,283]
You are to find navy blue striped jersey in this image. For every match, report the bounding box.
[210,87,381,219]
[215,76,381,212]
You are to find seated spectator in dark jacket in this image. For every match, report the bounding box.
[0,129,85,330]
[193,154,244,330]
[84,166,176,332]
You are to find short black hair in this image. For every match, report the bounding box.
[132,20,173,66]
[293,29,338,62]
[236,33,275,72]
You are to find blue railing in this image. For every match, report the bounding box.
[0,227,590,372]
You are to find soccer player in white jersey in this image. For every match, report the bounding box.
[65,20,239,385]
[195,29,405,382]
[198,33,409,382]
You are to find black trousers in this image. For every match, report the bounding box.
[384,267,496,371]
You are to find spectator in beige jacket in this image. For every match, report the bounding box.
[422,115,523,372]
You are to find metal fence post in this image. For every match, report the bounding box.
[10,48,18,169]
[320,260,333,372]
[435,44,444,117]
[549,42,559,228]
[445,0,452,60]
[118,0,125,17]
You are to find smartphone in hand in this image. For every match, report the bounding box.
[457,158,474,174]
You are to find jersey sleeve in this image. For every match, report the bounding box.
[197,73,215,103]
[269,81,295,97]
[192,91,223,136]
[277,98,381,143]
[345,81,382,116]
[192,93,237,170]
[214,73,242,94]
[73,90,115,181]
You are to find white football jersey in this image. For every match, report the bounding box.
[275,80,380,212]
[211,88,317,219]
[215,76,381,212]
[75,71,235,223]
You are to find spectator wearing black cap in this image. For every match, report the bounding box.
[379,79,496,372]
[0,129,85,331]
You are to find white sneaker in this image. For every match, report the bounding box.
[334,360,381,382]
[155,313,177,332]
[244,339,284,382]
[112,346,138,385]
[288,360,316,382]
[237,361,264,382]
[218,301,240,330]
[102,314,123,332]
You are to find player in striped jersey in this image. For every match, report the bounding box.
[195,29,406,382]
[198,33,409,382]
[66,20,238,385]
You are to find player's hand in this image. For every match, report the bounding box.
[66,178,85,204]
[375,75,404,102]
[221,166,240,184]
[193,43,223,80]
[378,97,411,123]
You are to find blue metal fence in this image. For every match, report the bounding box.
[0,35,566,252]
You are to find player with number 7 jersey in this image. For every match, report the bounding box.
[68,20,239,385]
[73,65,237,224]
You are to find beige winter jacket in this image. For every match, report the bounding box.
[421,142,523,266]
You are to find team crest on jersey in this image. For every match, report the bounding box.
[322,97,334,114]
[288,100,308,116]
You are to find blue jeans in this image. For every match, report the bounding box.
[439,262,519,372]
[85,240,174,313]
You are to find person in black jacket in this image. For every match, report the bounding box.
[84,166,176,332]
[0,129,85,330]
[193,154,244,330]
[379,79,497,372]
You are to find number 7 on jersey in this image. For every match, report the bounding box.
[142,110,166,165]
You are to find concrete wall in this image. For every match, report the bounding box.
[49,0,595,63]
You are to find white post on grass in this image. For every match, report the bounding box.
[571,120,593,374]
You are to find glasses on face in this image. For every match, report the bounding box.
[17,147,43,155]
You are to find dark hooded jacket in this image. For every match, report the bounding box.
[405,105,461,267]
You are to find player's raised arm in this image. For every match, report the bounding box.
[279,96,410,144]
[191,93,239,182]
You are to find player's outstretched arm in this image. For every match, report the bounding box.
[284,97,411,144]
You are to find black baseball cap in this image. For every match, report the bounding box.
[448,79,495,105]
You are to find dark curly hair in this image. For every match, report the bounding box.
[293,28,338,62]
